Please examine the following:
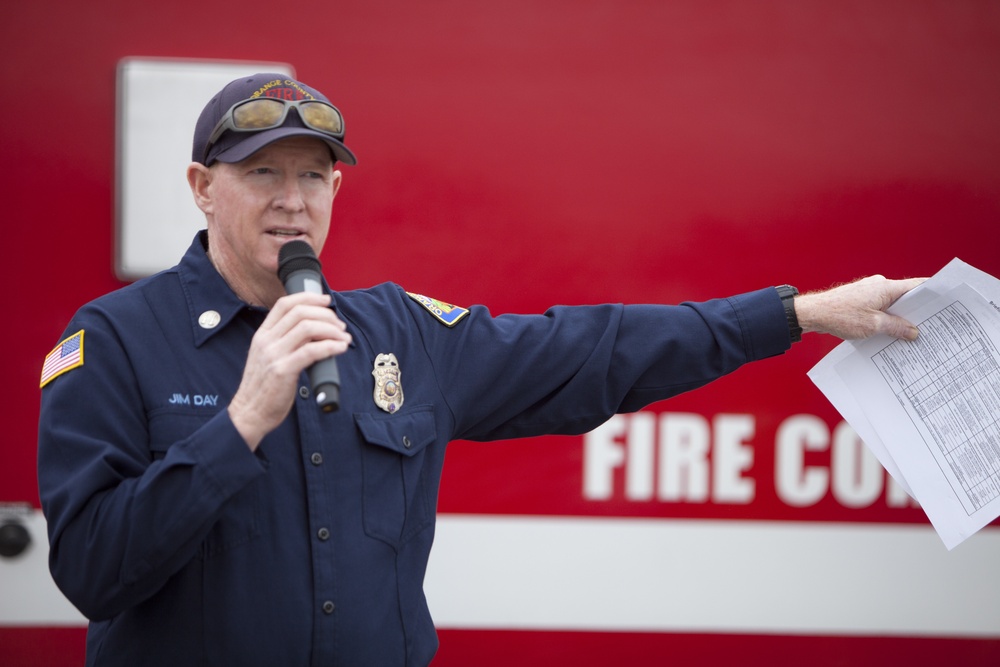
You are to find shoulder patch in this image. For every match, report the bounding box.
[406,292,470,327]
[40,330,85,388]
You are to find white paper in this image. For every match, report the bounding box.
[808,259,1000,549]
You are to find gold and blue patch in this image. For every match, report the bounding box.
[407,293,470,327]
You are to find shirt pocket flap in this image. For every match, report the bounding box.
[148,410,212,460]
[354,407,436,458]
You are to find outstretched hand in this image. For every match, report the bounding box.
[795,275,926,341]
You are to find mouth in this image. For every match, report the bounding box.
[267,229,306,239]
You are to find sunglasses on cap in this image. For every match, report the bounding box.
[205,97,346,154]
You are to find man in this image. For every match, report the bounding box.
[37,73,923,667]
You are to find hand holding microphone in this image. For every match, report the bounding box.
[278,241,342,412]
[228,242,348,450]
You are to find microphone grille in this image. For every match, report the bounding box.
[277,240,322,283]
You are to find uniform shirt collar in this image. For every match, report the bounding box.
[177,231,265,347]
[176,231,346,348]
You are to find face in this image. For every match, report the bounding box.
[188,136,342,307]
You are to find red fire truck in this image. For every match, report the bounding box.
[3,2,998,664]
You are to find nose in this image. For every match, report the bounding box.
[274,175,306,212]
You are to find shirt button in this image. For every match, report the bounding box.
[322,601,335,614]
[317,527,330,541]
[298,386,310,399]
[310,452,323,466]
[402,436,412,448]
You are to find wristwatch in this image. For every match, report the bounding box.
[775,284,802,343]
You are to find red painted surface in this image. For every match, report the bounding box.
[3,627,1000,667]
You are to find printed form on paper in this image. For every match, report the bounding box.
[809,259,1000,549]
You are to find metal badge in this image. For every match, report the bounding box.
[372,353,404,413]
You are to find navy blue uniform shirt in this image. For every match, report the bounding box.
[38,232,791,666]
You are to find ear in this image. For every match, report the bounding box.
[331,169,343,199]
[187,162,214,214]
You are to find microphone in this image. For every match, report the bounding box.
[277,240,340,413]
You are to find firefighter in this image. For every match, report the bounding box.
[37,73,922,666]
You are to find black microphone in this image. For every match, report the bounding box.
[277,241,340,413]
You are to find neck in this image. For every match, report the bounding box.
[206,244,283,310]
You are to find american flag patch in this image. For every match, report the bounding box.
[40,330,85,388]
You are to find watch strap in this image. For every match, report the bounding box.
[776,284,802,343]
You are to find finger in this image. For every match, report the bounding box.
[285,317,353,350]
[259,292,334,332]
[261,301,348,344]
[273,290,332,311]
[285,337,351,371]
[253,321,350,380]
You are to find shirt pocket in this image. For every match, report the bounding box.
[354,405,438,549]
[148,409,263,558]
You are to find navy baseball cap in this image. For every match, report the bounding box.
[192,73,357,167]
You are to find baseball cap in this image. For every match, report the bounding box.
[192,73,357,167]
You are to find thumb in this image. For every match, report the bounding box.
[877,312,920,341]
